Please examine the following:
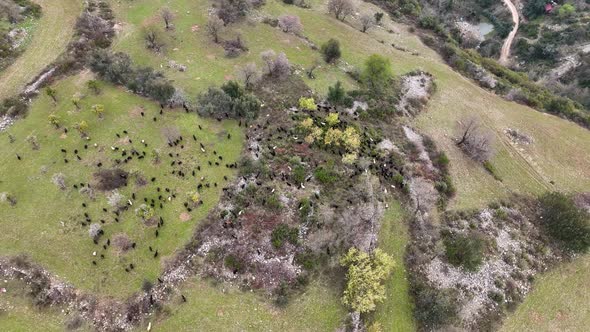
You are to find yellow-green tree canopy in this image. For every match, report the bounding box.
[340,247,395,313]
[299,97,317,111]
[325,112,340,126]
[92,104,105,118]
[342,126,360,151]
[324,127,343,146]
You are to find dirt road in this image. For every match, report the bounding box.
[499,0,519,65]
[0,0,81,101]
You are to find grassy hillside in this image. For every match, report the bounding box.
[0,73,243,298]
[110,0,590,210]
[0,281,76,331]
[501,255,590,332]
[0,0,588,329]
[0,0,82,100]
[373,201,416,332]
[144,278,346,331]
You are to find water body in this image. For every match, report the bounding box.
[476,22,494,38]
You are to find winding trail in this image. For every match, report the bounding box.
[0,0,81,101]
[499,0,519,65]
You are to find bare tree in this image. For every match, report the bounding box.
[455,116,495,162]
[273,52,291,78]
[260,50,290,79]
[306,58,321,79]
[360,14,375,33]
[238,63,261,88]
[206,16,225,43]
[161,7,174,30]
[327,0,355,21]
[143,25,165,51]
[278,15,303,34]
[260,49,277,74]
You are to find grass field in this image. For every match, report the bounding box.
[372,201,416,332]
[108,0,357,97]
[500,254,590,332]
[0,280,79,331]
[0,0,82,101]
[141,277,346,331]
[0,73,244,298]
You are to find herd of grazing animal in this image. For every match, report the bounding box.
[12,104,238,278]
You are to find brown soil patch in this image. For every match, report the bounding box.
[179,212,191,222]
[129,106,143,117]
[144,216,159,227]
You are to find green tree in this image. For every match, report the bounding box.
[558,4,575,18]
[321,39,341,63]
[48,114,61,128]
[327,81,345,105]
[46,87,57,103]
[539,192,590,252]
[71,97,81,110]
[340,247,394,313]
[361,54,393,94]
[92,104,105,118]
[75,120,89,136]
[87,80,101,94]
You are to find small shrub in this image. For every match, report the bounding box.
[224,254,244,273]
[314,166,338,185]
[412,282,458,328]
[327,81,346,105]
[483,161,502,181]
[291,164,306,184]
[271,224,299,248]
[444,232,486,271]
[298,97,317,111]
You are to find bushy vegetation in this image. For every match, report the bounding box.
[320,38,341,63]
[443,232,486,271]
[411,282,458,329]
[340,247,394,313]
[196,80,260,119]
[88,50,174,104]
[0,0,42,70]
[271,224,299,248]
[539,192,590,253]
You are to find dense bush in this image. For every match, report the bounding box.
[412,282,458,329]
[320,39,341,63]
[539,192,590,253]
[271,224,299,248]
[313,166,338,185]
[196,81,260,119]
[0,97,28,117]
[443,232,486,271]
[224,254,244,272]
[88,50,175,103]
